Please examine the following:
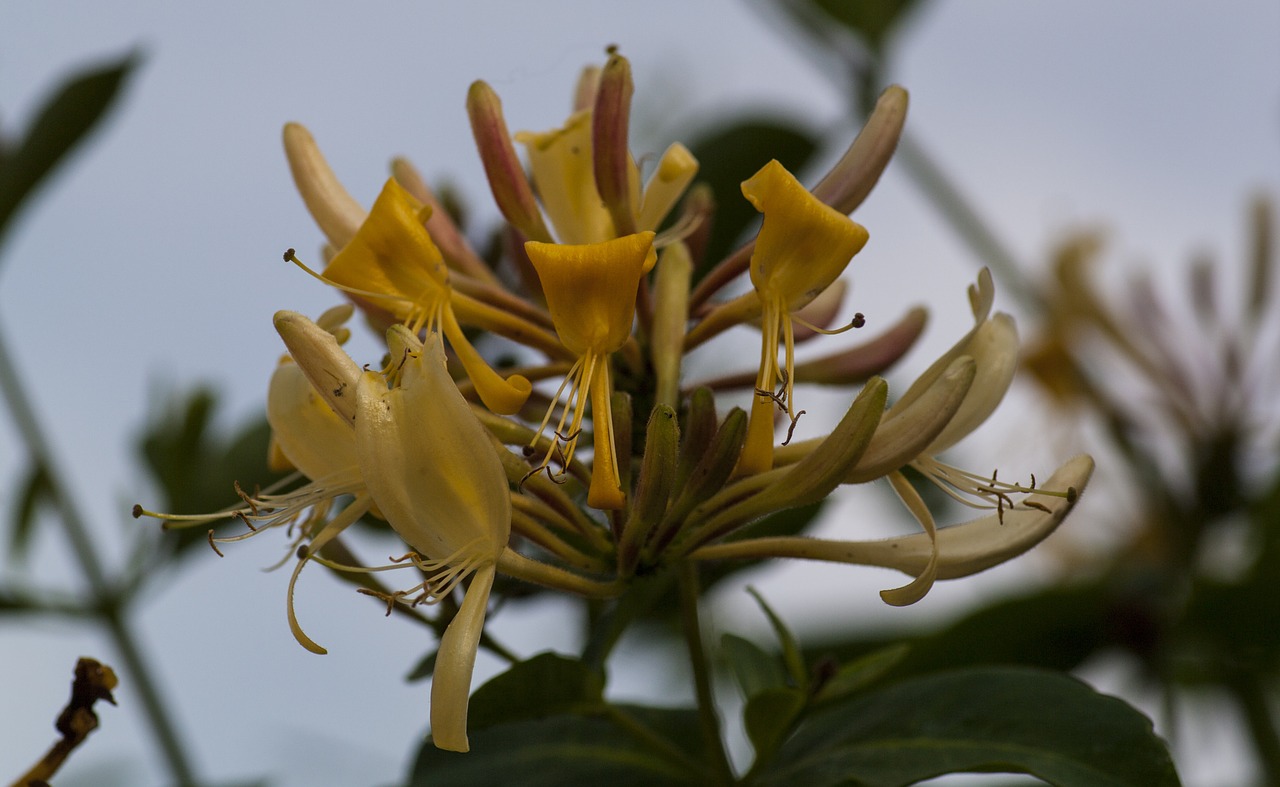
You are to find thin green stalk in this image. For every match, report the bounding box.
[0,323,199,786]
[677,563,735,785]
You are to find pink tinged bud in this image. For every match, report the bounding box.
[592,53,638,237]
[283,123,367,249]
[467,81,554,244]
[811,85,908,216]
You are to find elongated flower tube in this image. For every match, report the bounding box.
[355,326,511,753]
[524,231,657,509]
[690,455,1093,603]
[739,159,870,474]
[320,178,532,415]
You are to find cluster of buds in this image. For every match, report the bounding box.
[136,51,1090,752]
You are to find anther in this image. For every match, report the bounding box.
[283,248,297,262]
[851,312,866,329]
[131,504,144,519]
[207,530,225,558]
[782,409,806,446]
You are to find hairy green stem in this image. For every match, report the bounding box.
[0,324,199,786]
[677,563,735,785]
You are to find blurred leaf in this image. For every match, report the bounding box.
[685,118,818,274]
[408,705,707,786]
[803,583,1113,682]
[744,686,807,763]
[0,52,138,253]
[811,643,910,705]
[722,632,789,699]
[786,0,928,57]
[466,652,604,732]
[757,667,1181,787]
[404,650,437,683]
[137,387,283,563]
[747,587,807,689]
[8,461,52,564]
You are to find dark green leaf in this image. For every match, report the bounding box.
[405,650,437,683]
[747,587,807,690]
[757,667,1180,787]
[722,632,790,699]
[804,0,927,55]
[744,686,806,762]
[0,52,139,252]
[685,119,818,275]
[466,652,604,732]
[8,461,53,564]
[811,643,910,705]
[803,583,1112,683]
[409,705,707,786]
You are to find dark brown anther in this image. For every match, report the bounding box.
[851,312,866,328]
[131,504,143,519]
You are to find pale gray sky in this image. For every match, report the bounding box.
[1,2,1277,784]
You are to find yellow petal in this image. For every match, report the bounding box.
[324,178,449,320]
[517,110,613,244]
[354,329,509,561]
[525,232,656,356]
[744,160,869,310]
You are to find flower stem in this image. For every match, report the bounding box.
[0,323,199,786]
[677,562,735,785]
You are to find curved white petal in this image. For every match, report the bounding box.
[430,563,496,753]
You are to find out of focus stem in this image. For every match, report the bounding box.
[0,323,200,787]
[678,563,735,785]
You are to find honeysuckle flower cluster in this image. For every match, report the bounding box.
[136,52,1091,752]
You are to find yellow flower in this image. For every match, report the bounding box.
[354,325,511,753]
[321,178,532,416]
[739,159,870,474]
[524,231,657,509]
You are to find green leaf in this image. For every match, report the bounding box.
[685,118,819,275]
[804,0,927,55]
[466,652,604,732]
[404,650,437,683]
[7,461,53,564]
[408,705,707,786]
[722,632,789,699]
[0,52,139,252]
[747,587,807,690]
[803,583,1111,682]
[757,667,1181,787]
[744,686,807,762]
[811,643,910,705]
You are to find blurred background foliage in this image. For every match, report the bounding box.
[2,0,1275,785]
